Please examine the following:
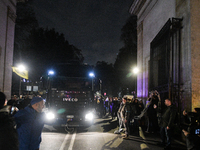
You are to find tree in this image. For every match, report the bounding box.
[14,1,39,64]
[94,61,117,97]
[12,1,85,95]
[23,27,84,80]
[114,15,137,96]
[14,1,84,81]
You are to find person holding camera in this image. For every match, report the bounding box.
[182,108,200,150]
[0,92,19,150]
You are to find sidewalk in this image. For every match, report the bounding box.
[128,126,187,150]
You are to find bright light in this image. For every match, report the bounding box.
[46,112,55,120]
[17,65,26,72]
[85,112,94,121]
[48,70,54,75]
[133,67,139,74]
[89,72,95,78]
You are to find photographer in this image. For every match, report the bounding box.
[182,108,200,150]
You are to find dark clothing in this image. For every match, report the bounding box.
[159,104,177,147]
[147,97,159,132]
[185,133,200,150]
[181,114,191,131]
[0,106,19,150]
[147,97,159,116]
[138,101,144,114]
[130,101,140,117]
[7,99,19,106]
[14,105,45,150]
[160,105,177,128]
[111,101,119,119]
[186,121,200,150]
[160,126,172,147]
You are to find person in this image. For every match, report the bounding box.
[111,98,119,120]
[114,99,124,134]
[0,92,19,150]
[7,95,20,115]
[138,99,145,127]
[182,109,200,150]
[129,98,140,133]
[14,96,45,150]
[155,99,177,150]
[146,91,159,133]
[180,109,191,131]
[120,97,131,139]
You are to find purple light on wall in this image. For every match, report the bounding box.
[136,71,149,98]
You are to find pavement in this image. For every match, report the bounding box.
[104,113,187,150]
[118,125,187,150]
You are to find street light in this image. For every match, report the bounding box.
[47,70,55,105]
[132,67,139,98]
[48,70,54,75]
[133,67,139,74]
[89,72,95,78]
[89,72,95,91]
[17,65,26,72]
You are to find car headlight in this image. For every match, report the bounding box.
[46,112,55,120]
[85,112,94,121]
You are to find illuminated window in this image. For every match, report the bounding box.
[33,86,38,91]
[26,86,31,91]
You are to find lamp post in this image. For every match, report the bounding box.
[89,72,95,91]
[89,72,95,105]
[47,70,54,105]
[132,67,139,98]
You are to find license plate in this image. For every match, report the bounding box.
[66,115,74,118]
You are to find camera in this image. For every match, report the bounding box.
[195,129,200,135]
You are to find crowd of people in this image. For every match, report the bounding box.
[0,91,199,150]
[0,92,45,150]
[111,91,200,150]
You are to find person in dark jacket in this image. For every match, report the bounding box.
[14,97,45,150]
[0,92,19,150]
[155,99,177,150]
[146,92,159,133]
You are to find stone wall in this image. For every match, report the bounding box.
[130,0,200,111]
[0,0,17,99]
[190,0,200,110]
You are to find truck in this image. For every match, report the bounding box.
[44,63,95,133]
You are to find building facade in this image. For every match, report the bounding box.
[130,0,200,111]
[0,0,18,99]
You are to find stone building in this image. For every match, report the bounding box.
[0,0,21,99]
[129,0,200,111]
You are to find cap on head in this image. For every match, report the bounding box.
[30,97,44,105]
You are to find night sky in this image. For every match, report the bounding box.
[31,0,133,65]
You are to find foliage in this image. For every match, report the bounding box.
[14,1,84,81]
[114,15,137,96]
[94,61,117,96]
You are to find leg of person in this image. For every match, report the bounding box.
[117,112,122,130]
[165,128,172,149]
[158,126,166,147]
[122,120,130,139]
[146,116,150,133]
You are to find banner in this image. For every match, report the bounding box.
[12,67,28,79]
